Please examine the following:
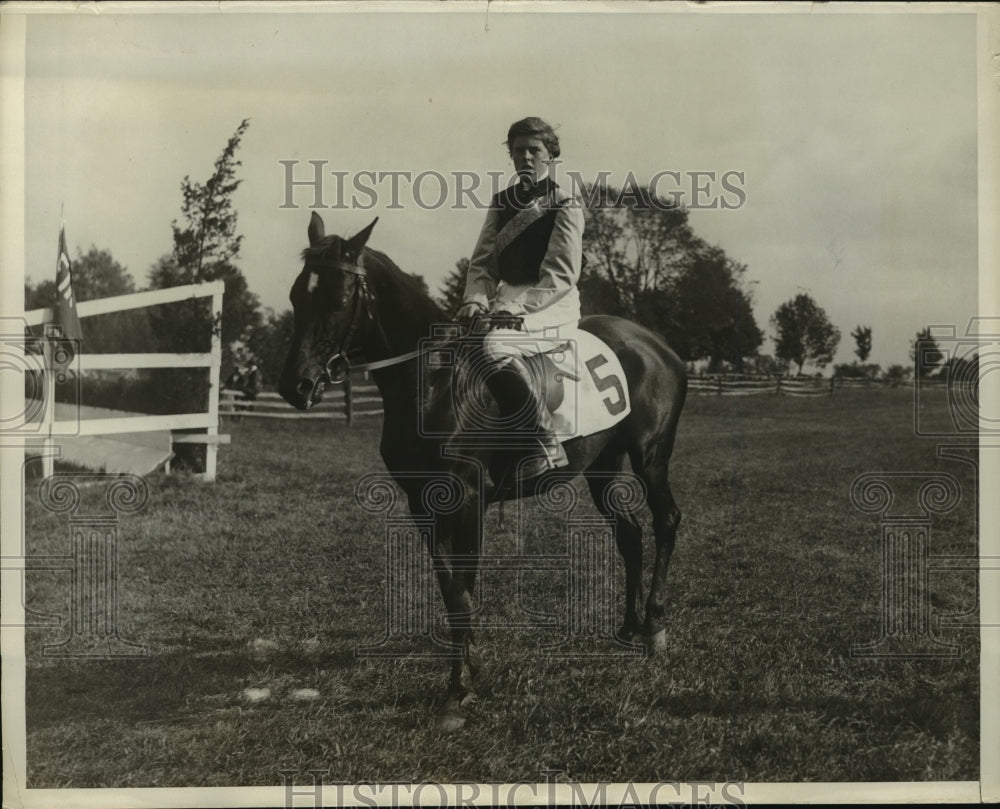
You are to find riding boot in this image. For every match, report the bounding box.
[484,358,568,481]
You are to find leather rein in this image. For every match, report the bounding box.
[320,255,529,384]
[320,257,423,384]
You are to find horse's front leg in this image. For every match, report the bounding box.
[428,500,483,732]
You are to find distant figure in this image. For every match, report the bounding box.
[227,350,263,405]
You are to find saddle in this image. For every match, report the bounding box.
[452,315,576,424]
[520,349,573,414]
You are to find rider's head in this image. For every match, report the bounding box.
[506,117,560,158]
[506,117,559,185]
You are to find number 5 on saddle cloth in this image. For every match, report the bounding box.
[418,316,632,447]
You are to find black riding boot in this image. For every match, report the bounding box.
[484,358,568,481]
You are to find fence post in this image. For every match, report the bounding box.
[204,289,223,482]
[343,375,353,426]
[775,377,782,396]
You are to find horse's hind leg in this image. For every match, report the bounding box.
[634,458,681,652]
[586,449,644,640]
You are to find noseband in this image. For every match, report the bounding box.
[322,258,372,384]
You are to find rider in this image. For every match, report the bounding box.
[456,117,585,481]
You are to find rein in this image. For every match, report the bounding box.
[319,254,535,381]
[321,256,435,381]
[321,259,371,383]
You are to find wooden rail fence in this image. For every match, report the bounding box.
[687,375,949,397]
[221,377,382,424]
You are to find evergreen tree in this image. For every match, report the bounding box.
[437,258,469,316]
[851,325,872,363]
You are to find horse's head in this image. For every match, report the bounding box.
[278,212,379,410]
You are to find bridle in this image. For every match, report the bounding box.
[315,253,532,386]
[319,257,372,383]
[318,255,424,383]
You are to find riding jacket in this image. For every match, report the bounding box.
[463,177,584,332]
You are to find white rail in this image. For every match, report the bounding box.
[24,280,226,480]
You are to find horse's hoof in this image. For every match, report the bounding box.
[642,628,667,655]
[438,709,466,732]
[617,622,640,641]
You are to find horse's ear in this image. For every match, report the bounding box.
[347,217,379,252]
[308,211,325,246]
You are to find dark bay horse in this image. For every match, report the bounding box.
[279,213,687,730]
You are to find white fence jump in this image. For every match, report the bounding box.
[23,280,227,480]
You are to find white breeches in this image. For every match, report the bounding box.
[482,322,580,367]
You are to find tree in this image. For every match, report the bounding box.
[172,118,250,277]
[747,353,790,377]
[25,279,56,311]
[771,294,841,375]
[662,247,763,372]
[146,119,258,425]
[437,258,469,317]
[148,119,260,361]
[25,247,156,353]
[579,266,624,317]
[409,273,430,299]
[72,247,156,353]
[581,183,696,320]
[851,325,872,363]
[579,182,762,368]
[909,327,945,379]
[884,363,913,386]
[247,308,296,389]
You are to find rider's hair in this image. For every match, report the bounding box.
[505,117,560,159]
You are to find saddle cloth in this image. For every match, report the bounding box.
[540,329,631,441]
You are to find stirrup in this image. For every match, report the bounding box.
[515,436,568,481]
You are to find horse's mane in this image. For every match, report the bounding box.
[302,234,448,323]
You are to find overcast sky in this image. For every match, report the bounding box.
[19,5,979,370]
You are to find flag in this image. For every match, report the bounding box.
[54,225,83,345]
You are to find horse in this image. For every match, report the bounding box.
[278,213,687,731]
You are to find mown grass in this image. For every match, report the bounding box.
[23,387,979,786]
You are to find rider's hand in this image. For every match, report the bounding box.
[456,302,486,323]
[489,301,526,318]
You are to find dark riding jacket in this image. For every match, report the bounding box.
[463,176,584,326]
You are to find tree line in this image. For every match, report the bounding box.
[26,121,969,406]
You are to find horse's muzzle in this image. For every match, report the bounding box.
[279,375,325,411]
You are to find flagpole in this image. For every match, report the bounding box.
[42,330,55,479]
[43,206,65,478]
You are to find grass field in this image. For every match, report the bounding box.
[22,387,979,786]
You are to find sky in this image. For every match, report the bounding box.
[16,4,980,371]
